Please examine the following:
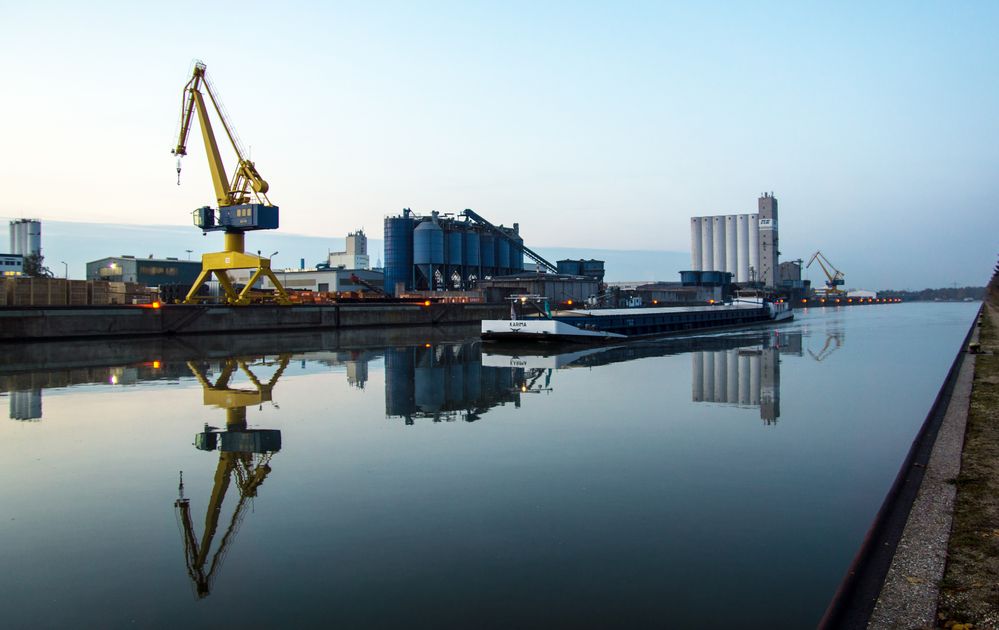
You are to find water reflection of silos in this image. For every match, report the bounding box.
[703,352,715,402]
[385,348,416,417]
[749,351,761,406]
[726,349,739,403]
[738,352,752,405]
[692,352,703,402]
[760,347,780,423]
[446,346,464,408]
[495,363,515,393]
[414,347,445,412]
[10,390,42,421]
[464,355,482,403]
[713,350,727,402]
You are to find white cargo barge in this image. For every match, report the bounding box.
[482,297,792,344]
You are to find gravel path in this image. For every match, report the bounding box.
[867,320,979,629]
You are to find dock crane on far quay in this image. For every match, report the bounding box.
[172,61,290,305]
[806,251,846,296]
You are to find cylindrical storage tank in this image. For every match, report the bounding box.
[447,229,463,265]
[496,238,510,271]
[736,215,749,283]
[725,215,737,275]
[384,216,414,296]
[712,216,726,272]
[701,217,714,271]
[510,234,524,271]
[464,231,481,267]
[748,214,760,283]
[690,218,703,271]
[480,233,496,269]
[413,220,444,265]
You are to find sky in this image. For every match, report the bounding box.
[1,1,997,288]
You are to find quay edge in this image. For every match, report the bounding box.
[0,303,509,342]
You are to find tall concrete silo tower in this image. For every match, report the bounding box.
[757,193,779,288]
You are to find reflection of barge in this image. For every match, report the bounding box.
[482,296,792,343]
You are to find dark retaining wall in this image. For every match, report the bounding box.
[0,303,508,342]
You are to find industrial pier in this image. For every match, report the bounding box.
[0,302,507,342]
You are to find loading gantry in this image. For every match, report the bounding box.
[173,61,290,305]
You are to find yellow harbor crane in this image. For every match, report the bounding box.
[806,250,846,296]
[173,61,290,305]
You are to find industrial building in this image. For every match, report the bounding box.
[1,254,24,277]
[9,219,41,257]
[689,192,780,287]
[86,255,203,287]
[384,208,537,296]
[326,230,369,270]
[556,259,605,283]
[476,273,600,305]
[248,267,384,293]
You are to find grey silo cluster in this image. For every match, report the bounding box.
[384,209,525,296]
[689,193,779,287]
[9,219,41,257]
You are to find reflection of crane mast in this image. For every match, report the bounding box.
[806,251,845,295]
[807,332,844,362]
[174,356,287,598]
[172,61,290,306]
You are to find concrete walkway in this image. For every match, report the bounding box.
[867,322,980,628]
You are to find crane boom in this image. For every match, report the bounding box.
[806,250,845,294]
[173,61,269,208]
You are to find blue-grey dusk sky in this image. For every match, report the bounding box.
[1,1,996,288]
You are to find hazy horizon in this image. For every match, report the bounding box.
[3,216,988,291]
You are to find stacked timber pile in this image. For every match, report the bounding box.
[1,278,159,306]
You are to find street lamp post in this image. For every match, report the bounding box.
[60,261,67,279]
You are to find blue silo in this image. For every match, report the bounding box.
[496,237,510,272]
[480,233,495,271]
[447,228,464,265]
[414,217,444,290]
[384,214,415,296]
[510,225,525,271]
[464,230,480,283]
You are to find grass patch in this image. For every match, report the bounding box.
[937,298,999,625]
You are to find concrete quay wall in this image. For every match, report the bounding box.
[0,303,508,341]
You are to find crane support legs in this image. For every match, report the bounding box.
[183,231,291,305]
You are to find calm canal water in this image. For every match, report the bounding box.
[0,302,979,628]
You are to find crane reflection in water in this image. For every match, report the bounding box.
[174,355,288,599]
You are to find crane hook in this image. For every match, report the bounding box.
[176,157,182,186]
